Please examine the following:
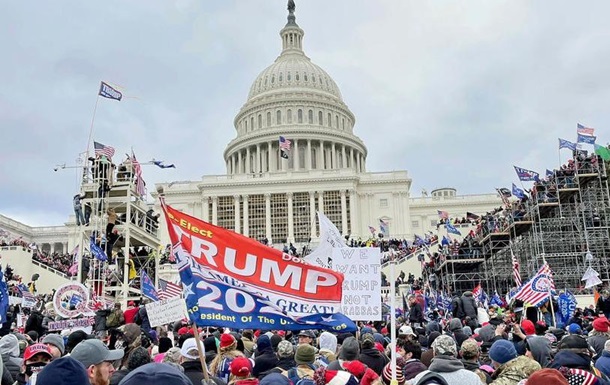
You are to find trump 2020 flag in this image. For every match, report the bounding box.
[141,271,159,301]
[512,183,526,200]
[514,263,555,307]
[98,81,122,101]
[160,199,356,332]
[514,166,540,182]
[445,222,461,236]
[90,235,107,262]
[577,133,596,145]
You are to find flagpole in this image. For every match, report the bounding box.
[541,255,557,327]
[389,254,398,385]
[83,94,100,183]
[191,324,210,381]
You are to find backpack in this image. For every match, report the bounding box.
[106,309,124,328]
[417,372,449,385]
[287,368,315,385]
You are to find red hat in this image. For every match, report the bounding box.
[380,327,388,335]
[128,301,135,307]
[230,357,252,377]
[178,327,189,336]
[24,344,53,361]
[374,342,384,353]
[593,317,610,332]
[521,320,535,336]
[220,333,236,349]
[526,368,568,385]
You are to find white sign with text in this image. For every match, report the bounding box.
[146,297,187,328]
[332,247,382,321]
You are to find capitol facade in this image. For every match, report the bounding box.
[155,4,501,248]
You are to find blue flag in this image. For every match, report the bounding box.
[441,236,450,246]
[153,160,176,169]
[546,169,554,178]
[0,266,8,324]
[577,133,596,144]
[512,183,526,200]
[557,291,577,329]
[558,138,577,151]
[445,222,461,236]
[98,81,122,101]
[414,234,425,246]
[514,166,540,182]
[90,236,107,262]
[141,271,159,301]
[173,244,357,332]
[69,294,83,308]
[490,292,505,307]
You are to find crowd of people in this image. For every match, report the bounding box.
[2,284,610,385]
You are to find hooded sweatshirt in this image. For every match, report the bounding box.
[0,334,22,380]
[318,332,337,365]
[252,336,279,378]
[410,355,482,385]
[526,335,552,368]
[449,319,468,349]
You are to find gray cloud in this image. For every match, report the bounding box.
[2,0,610,226]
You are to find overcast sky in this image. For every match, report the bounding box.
[1,0,609,227]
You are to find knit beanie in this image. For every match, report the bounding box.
[158,337,173,354]
[277,340,294,358]
[489,339,518,364]
[270,334,282,351]
[593,317,610,333]
[42,334,65,356]
[220,333,236,350]
[526,368,569,385]
[295,344,316,365]
[340,336,360,361]
[382,361,405,385]
[36,357,88,385]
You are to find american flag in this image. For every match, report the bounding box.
[94,141,115,159]
[279,136,291,159]
[368,225,377,236]
[577,123,595,136]
[158,278,182,300]
[514,262,555,307]
[131,151,146,197]
[437,210,449,220]
[511,249,522,287]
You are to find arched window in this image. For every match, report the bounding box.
[250,117,254,131]
[287,72,291,81]
[266,112,271,126]
[264,76,268,85]
[276,110,281,124]
[271,75,275,84]
[336,115,339,128]
[308,110,313,124]
[279,73,283,82]
[327,113,331,127]
[296,73,300,81]
[312,74,316,83]
[318,111,323,125]
[311,148,317,169]
[304,73,308,81]
[245,119,248,131]
[297,109,303,123]
[258,114,262,129]
[342,118,345,130]
[287,109,292,124]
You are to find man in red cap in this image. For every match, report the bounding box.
[123,301,139,324]
[19,343,53,385]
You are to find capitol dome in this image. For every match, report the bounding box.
[224,1,367,176]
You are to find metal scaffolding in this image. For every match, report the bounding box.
[435,153,610,296]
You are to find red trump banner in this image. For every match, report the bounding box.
[162,202,344,316]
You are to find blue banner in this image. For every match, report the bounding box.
[98,81,123,101]
[514,166,540,182]
[512,183,526,200]
[90,235,107,262]
[558,138,577,151]
[445,222,461,236]
[174,243,356,332]
[141,271,159,301]
[577,133,596,144]
[557,291,577,328]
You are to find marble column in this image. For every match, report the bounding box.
[294,140,299,171]
[287,192,294,242]
[245,147,251,174]
[265,193,272,242]
[243,195,249,237]
[331,143,336,169]
[340,190,348,235]
[268,142,273,172]
[234,195,240,233]
[212,196,218,225]
[342,145,347,169]
[307,139,312,170]
[319,141,324,169]
[318,191,324,214]
[202,195,210,222]
[256,145,261,174]
[309,191,316,238]
[356,152,361,173]
[238,151,243,174]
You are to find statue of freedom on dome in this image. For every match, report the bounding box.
[288,0,295,13]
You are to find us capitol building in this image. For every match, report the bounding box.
[1,2,501,255]
[154,3,501,248]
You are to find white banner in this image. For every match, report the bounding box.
[21,296,37,309]
[48,317,94,332]
[332,247,382,321]
[304,212,346,268]
[146,297,187,328]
